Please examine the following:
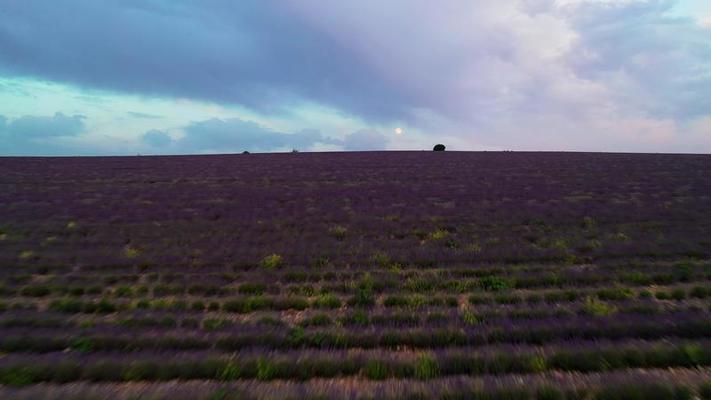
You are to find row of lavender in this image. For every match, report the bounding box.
[2,370,711,399]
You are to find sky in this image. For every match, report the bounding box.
[0,0,710,155]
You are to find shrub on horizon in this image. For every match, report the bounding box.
[433,144,446,151]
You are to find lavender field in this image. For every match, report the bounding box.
[1,151,710,399]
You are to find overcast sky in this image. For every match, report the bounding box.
[1,0,710,155]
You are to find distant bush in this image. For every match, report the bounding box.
[0,366,38,386]
[349,274,376,307]
[0,285,15,296]
[414,355,439,380]
[433,144,446,151]
[404,276,435,292]
[191,301,205,311]
[187,284,223,296]
[238,283,266,295]
[260,254,283,269]
[122,246,140,259]
[86,285,103,295]
[213,359,238,381]
[256,357,279,380]
[596,287,634,301]
[20,285,51,297]
[582,296,617,317]
[153,284,185,296]
[289,284,314,296]
[429,229,448,240]
[114,286,133,297]
[300,313,332,327]
[581,216,596,230]
[673,262,694,282]
[18,250,36,260]
[383,295,409,307]
[362,360,388,380]
[95,299,117,314]
[655,291,671,300]
[130,299,148,310]
[340,310,369,326]
[328,225,347,240]
[313,294,341,309]
[180,318,200,329]
[49,298,83,313]
[690,286,708,298]
[699,382,711,399]
[203,318,231,331]
[349,290,375,308]
[223,297,269,313]
[371,252,391,268]
[273,297,309,311]
[462,309,479,325]
[479,276,510,291]
[170,300,187,311]
[670,288,687,301]
[309,255,331,269]
[624,272,652,285]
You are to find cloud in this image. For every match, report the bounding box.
[343,129,388,151]
[0,1,710,152]
[141,129,172,147]
[561,0,711,120]
[3,112,85,138]
[174,117,341,152]
[128,111,162,119]
[0,112,87,155]
[0,1,409,122]
[141,119,391,153]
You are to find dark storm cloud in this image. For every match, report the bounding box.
[174,117,342,152]
[0,0,411,123]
